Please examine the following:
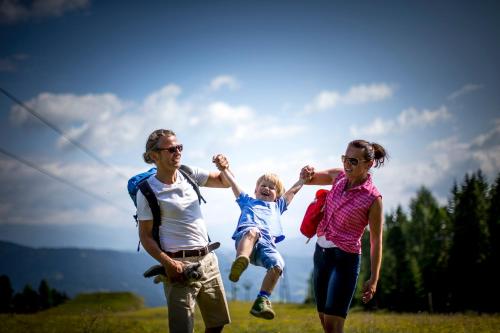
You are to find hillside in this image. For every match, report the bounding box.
[0,240,313,305]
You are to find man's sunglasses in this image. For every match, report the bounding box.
[341,155,365,166]
[156,144,183,153]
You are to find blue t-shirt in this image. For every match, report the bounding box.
[232,193,288,243]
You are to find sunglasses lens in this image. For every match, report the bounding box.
[169,144,183,153]
[342,155,359,166]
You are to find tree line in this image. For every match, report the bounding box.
[0,275,69,313]
[305,170,499,313]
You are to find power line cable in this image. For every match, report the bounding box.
[0,146,128,211]
[0,87,129,180]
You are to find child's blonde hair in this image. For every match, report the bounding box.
[255,173,285,197]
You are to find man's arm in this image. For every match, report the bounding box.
[138,220,184,280]
[204,170,231,188]
[283,178,305,206]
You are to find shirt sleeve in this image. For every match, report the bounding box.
[136,187,153,221]
[189,166,210,186]
[277,196,288,214]
[236,192,251,209]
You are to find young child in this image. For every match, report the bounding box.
[213,154,305,320]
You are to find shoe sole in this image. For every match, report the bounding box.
[250,309,275,320]
[229,256,249,282]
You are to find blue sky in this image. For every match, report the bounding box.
[1,0,499,252]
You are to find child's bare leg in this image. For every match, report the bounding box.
[236,227,259,257]
[230,228,259,282]
[260,266,282,294]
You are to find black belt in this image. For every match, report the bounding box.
[166,242,220,258]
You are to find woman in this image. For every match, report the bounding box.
[301,140,387,333]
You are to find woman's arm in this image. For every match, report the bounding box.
[362,196,383,303]
[300,165,343,186]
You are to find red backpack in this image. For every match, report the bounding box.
[300,189,329,239]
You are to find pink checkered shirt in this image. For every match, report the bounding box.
[316,171,381,254]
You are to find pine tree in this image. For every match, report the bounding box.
[406,187,450,312]
[448,171,490,312]
[0,275,14,313]
[485,173,500,312]
[38,279,52,310]
[378,207,421,311]
[13,285,40,313]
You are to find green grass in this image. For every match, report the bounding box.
[1,292,499,333]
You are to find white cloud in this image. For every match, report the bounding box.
[0,0,89,24]
[447,83,483,101]
[208,101,253,123]
[397,106,451,127]
[342,84,394,104]
[10,92,129,126]
[349,117,394,137]
[469,119,500,174]
[350,106,451,137]
[209,75,240,91]
[8,84,198,156]
[304,83,393,113]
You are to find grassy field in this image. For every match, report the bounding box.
[1,292,499,333]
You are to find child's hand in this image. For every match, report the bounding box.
[212,154,229,171]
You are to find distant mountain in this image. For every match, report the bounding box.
[0,241,313,306]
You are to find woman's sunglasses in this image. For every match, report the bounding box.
[341,155,365,166]
[156,144,183,153]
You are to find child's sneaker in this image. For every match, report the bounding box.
[229,255,249,282]
[250,295,275,320]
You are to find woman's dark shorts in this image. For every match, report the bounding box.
[313,243,361,318]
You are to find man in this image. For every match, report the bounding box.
[136,129,231,333]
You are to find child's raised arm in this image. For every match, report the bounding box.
[212,154,244,198]
[283,177,305,206]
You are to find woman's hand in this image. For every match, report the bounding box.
[300,165,315,183]
[361,278,377,303]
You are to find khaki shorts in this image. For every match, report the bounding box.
[163,252,231,333]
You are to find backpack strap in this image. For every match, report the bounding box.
[179,165,207,204]
[179,165,211,242]
[138,180,163,251]
[137,166,211,252]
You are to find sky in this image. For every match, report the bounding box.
[0,0,499,253]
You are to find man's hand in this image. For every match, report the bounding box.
[212,154,229,171]
[164,259,186,282]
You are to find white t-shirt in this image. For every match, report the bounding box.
[136,167,210,252]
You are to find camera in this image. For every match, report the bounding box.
[183,262,202,280]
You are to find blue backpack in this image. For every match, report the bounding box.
[127,165,206,251]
